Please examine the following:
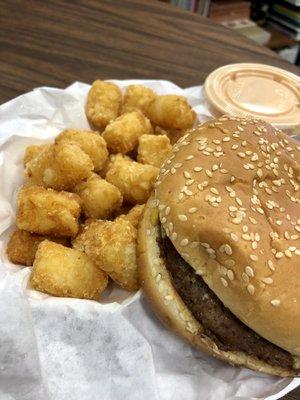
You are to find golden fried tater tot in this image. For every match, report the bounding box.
[102,111,152,154]
[105,154,159,204]
[118,204,145,228]
[55,129,108,172]
[75,173,122,219]
[16,185,81,237]
[86,80,122,129]
[122,85,156,114]
[137,134,172,168]
[23,144,51,166]
[146,94,196,129]
[73,219,139,291]
[25,142,93,191]
[154,126,185,145]
[30,240,108,300]
[6,229,68,266]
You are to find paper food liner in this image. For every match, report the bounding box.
[0,80,299,400]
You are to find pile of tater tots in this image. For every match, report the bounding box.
[7,81,196,300]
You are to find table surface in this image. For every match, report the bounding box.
[1,1,299,398]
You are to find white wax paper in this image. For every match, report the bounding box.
[0,80,299,400]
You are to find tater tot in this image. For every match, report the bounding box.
[154,126,185,145]
[25,142,93,191]
[73,219,139,291]
[118,204,145,228]
[74,173,122,219]
[122,85,156,114]
[23,144,51,165]
[30,240,108,300]
[137,134,172,168]
[55,129,108,172]
[6,229,68,266]
[146,94,196,129]
[16,185,81,237]
[102,111,152,154]
[105,154,159,204]
[86,80,122,129]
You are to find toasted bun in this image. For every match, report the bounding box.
[138,195,299,377]
[152,117,300,358]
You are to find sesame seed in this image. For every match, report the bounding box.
[238,152,246,158]
[250,254,258,261]
[220,277,228,287]
[171,232,177,240]
[180,238,189,246]
[247,284,255,295]
[206,170,213,177]
[288,246,296,251]
[206,248,216,255]
[262,277,273,284]
[212,164,219,171]
[220,169,228,174]
[270,299,280,307]
[194,167,202,172]
[169,222,173,232]
[158,204,166,211]
[178,193,184,200]
[242,225,248,233]
[227,270,234,281]
[232,218,242,224]
[232,144,239,150]
[245,266,254,277]
[223,137,230,142]
[291,234,299,240]
[285,250,292,258]
[236,197,243,206]
[210,187,219,195]
[201,242,210,248]
[249,217,257,225]
[267,260,275,271]
[252,242,258,250]
[275,252,283,259]
[295,226,300,233]
[230,233,239,242]
[229,206,237,212]
[186,179,194,186]
[165,206,170,216]
[188,207,198,214]
[171,168,176,174]
[185,155,194,160]
[174,162,183,168]
[190,241,199,248]
[184,171,191,179]
[224,244,233,255]
[161,217,166,224]
[242,273,250,283]
[257,207,264,215]
[178,214,187,222]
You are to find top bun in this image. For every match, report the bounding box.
[154,116,300,357]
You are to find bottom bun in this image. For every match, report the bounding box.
[137,195,298,377]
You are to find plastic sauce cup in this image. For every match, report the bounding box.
[204,63,300,136]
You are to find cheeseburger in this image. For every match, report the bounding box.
[138,116,300,377]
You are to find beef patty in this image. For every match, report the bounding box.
[160,233,295,370]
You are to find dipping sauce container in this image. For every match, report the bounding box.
[204,63,300,136]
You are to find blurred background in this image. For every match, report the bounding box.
[159,0,300,66]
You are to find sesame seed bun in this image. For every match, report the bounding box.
[138,195,299,377]
[137,116,300,376]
